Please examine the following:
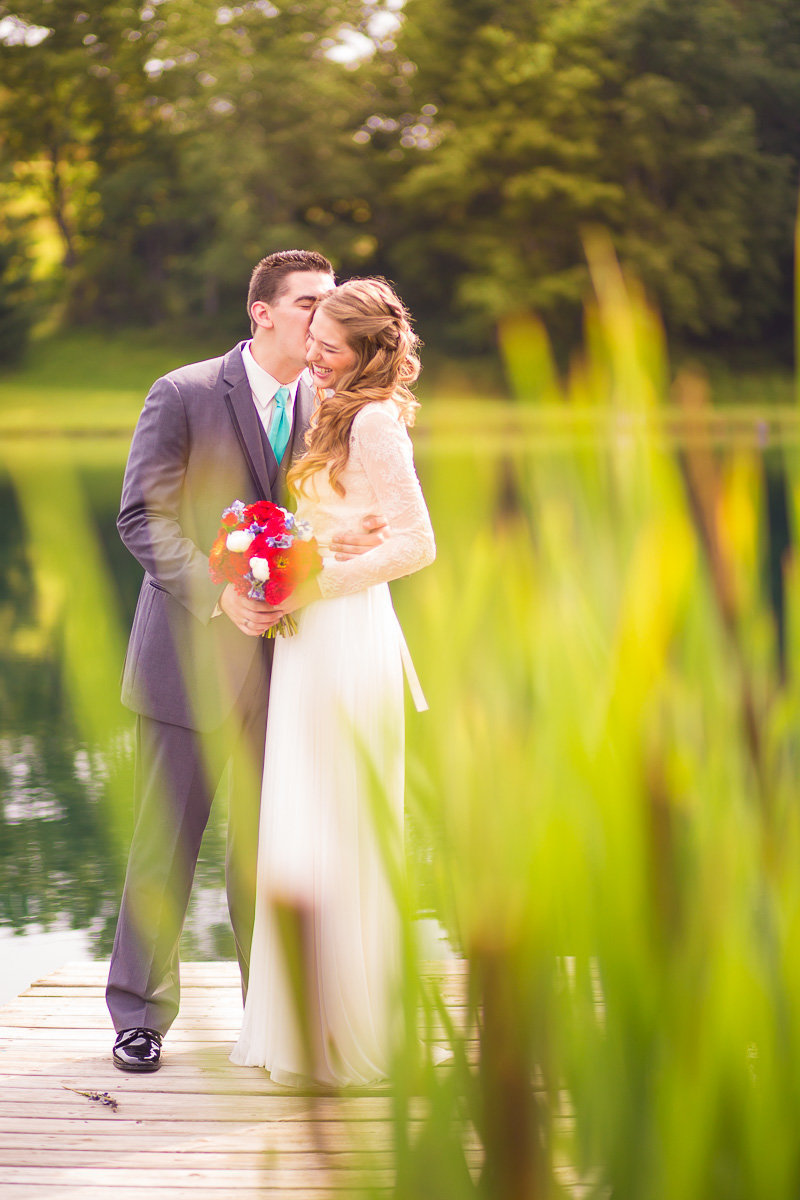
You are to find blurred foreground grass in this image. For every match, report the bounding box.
[389,245,800,1197]
[4,246,800,1197]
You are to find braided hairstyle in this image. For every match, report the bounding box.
[288,277,420,498]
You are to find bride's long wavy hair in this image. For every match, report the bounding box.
[287,278,420,498]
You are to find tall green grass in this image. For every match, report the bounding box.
[382,240,800,1197]
[3,239,800,1196]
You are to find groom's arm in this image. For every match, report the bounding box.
[330,514,389,560]
[118,375,223,624]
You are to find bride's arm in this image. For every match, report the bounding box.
[313,404,435,601]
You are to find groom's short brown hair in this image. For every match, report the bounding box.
[247,249,334,331]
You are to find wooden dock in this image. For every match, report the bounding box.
[0,960,470,1198]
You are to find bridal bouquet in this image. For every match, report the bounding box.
[209,499,321,637]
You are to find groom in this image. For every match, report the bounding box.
[106,249,385,1072]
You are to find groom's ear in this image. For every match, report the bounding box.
[250,300,274,330]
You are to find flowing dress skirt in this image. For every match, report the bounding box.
[230,582,404,1086]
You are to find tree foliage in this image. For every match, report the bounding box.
[0,0,797,351]
[383,0,796,346]
[0,216,33,363]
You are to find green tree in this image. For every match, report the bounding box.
[0,1,194,319]
[137,0,385,329]
[0,216,33,364]
[376,0,796,349]
[607,0,794,341]
[0,1,386,325]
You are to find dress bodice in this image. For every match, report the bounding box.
[295,400,435,599]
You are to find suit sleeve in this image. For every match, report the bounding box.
[117,375,224,623]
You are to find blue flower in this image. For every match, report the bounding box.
[222,500,246,521]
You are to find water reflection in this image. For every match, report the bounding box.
[0,459,235,966]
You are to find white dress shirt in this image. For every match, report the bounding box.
[241,341,304,436]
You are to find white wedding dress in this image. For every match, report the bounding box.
[230,400,435,1086]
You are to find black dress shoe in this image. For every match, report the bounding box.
[113,1027,163,1072]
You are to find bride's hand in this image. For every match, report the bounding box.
[275,575,322,617]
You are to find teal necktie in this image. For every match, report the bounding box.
[268,385,292,463]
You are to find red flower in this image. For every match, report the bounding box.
[264,577,291,604]
[246,501,286,537]
[248,531,273,560]
[208,530,230,583]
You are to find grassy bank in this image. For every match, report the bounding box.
[0,328,218,434]
[0,327,794,435]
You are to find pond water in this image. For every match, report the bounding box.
[0,419,793,1002]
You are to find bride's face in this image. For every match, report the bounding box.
[306,309,357,390]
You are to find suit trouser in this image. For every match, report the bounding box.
[106,642,271,1035]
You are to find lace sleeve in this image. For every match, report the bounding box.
[318,404,435,599]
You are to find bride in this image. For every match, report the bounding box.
[230,278,435,1087]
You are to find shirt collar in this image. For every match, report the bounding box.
[241,341,302,410]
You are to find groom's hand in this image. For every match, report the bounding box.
[219,583,278,636]
[330,514,389,561]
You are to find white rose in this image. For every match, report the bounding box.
[226,530,255,553]
[249,556,270,582]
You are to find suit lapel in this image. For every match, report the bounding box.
[222,343,273,501]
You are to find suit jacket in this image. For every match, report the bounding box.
[118,342,316,731]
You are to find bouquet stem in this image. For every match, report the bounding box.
[263,614,298,639]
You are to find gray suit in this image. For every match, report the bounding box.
[106,342,316,1035]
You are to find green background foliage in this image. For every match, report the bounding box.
[0,0,798,357]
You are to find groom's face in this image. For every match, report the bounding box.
[266,270,335,369]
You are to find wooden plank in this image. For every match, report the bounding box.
[0,1190,365,1200]
[30,960,466,987]
[23,963,242,986]
[0,1166,395,1187]
[0,1002,471,1025]
[0,1147,484,1169]
[9,983,458,1015]
[0,1126,409,1151]
[0,1070,349,1094]
[0,1095,403,1120]
[0,1045,470,1080]
[22,976,470,1002]
[16,992,243,1005]
[0,1032,475,1054]
[0,1117,445,1140]
[0,1190,364,1200]
[0,1102,410,1124]
[0,1092,431,1118]
[0,1031,239,1044]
